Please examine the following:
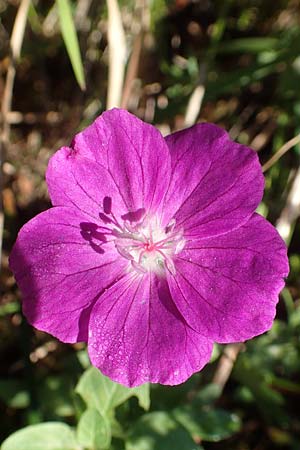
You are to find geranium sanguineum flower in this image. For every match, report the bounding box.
[10,108,289,387]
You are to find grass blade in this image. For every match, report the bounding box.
[56,0,86,90]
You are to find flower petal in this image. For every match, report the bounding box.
[9,207,127,343]
[88,272,213,387]
[47,109,171,220]
[163,124,264,238]
[46,147,128,222]
[168,214,289,342]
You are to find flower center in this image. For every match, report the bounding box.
[113,216,185,276]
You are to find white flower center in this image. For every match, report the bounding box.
[113,216,185,276]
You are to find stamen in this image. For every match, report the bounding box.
[165,258,176,276]
[165,218,176,233]
[123,221,137,233]
[111,214,185,276]
[115,244,134,260]
[175,239,186,254]
[156,248,177,275]
[131,260,147,274]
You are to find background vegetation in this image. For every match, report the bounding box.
[1,0,300,449]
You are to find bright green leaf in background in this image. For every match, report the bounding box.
[77,408,111,450]
[1,422,79,450]
[56,0,86,90]
[76,366,150,414]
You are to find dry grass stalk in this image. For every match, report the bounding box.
[262,133,300,173]
[106,0,127,109]
[276,166,300,244]
[184,63,207,128]
[0,0,31,266]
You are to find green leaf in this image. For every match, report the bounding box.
[133,383,151,411]
[77,408,111,450]
[126,411,203,450]
[1,422,79,450]
[0,301,20,317]
[37,375,75,418]
[28,2,42,34]
[0,379,29,409]
[75,367,150,415]
[56,0,86,90]
[218,37,279,54]
[173,406,241,442]
[233,355,289,425]
[192,384,222,407]
[206,60,278,98]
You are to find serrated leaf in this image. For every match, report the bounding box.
[126,411,203,450]
[77,408,111,450]
[75,367,150,414]
[56,0,86,90]
[1,422,79,450]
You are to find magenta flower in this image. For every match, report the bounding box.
[10,109,288,387]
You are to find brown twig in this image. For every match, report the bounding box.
[276,166,300,244]
[1,0,31,143]
[229,104,256,140]
[212,343,244,391]
[121,32,143,110]
[262,133,300,173]
[75,0,93,30]
[250,120,277,152]
[121,0,149,112]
